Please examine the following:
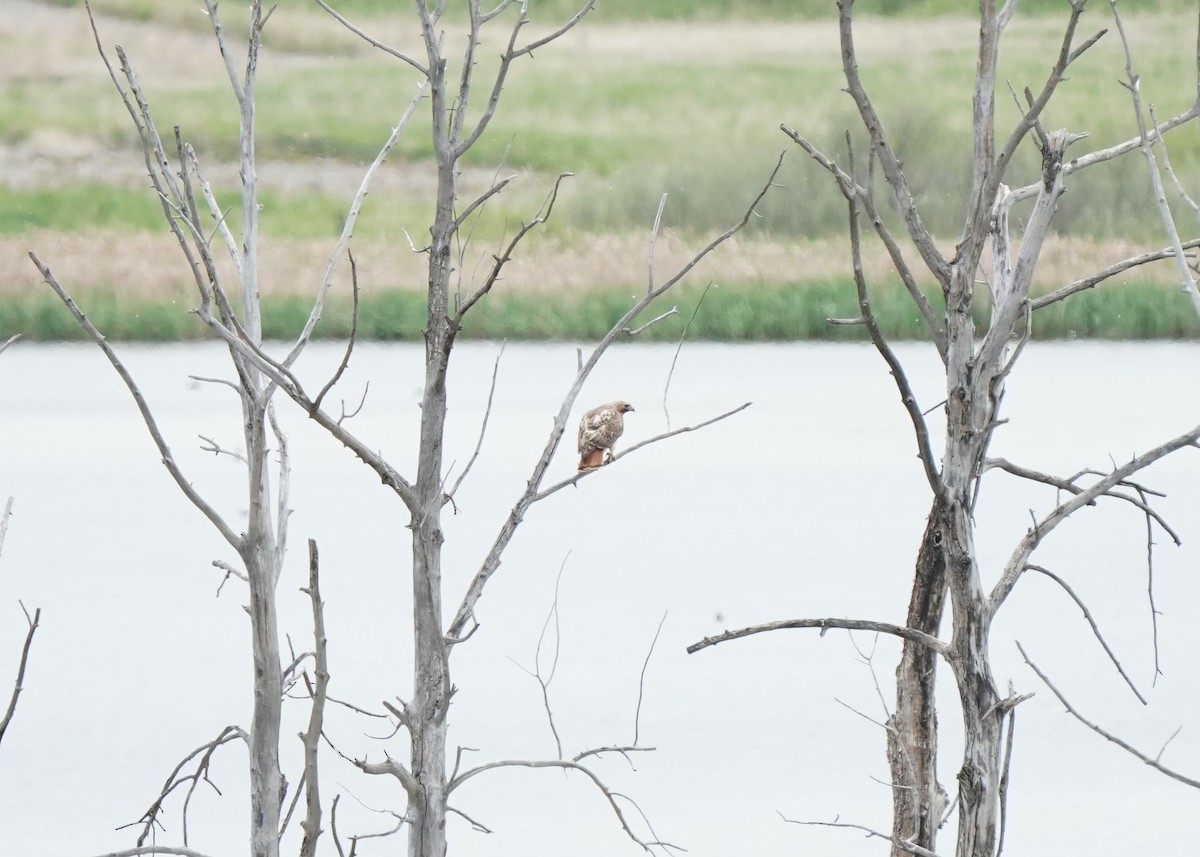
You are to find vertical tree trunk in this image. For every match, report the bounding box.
[407,67,456,854]
[889,496,948,856]
[944,507,1001,857]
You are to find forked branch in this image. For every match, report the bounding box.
[0,601,40,750]
[989,421,1200,616]
[446,156,784,642]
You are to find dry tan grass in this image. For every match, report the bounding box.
[8,229,1180,303]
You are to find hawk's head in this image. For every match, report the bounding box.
[615,401,635,414]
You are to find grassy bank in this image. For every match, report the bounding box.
[6,279,1198,342]
[4,9,1197,242]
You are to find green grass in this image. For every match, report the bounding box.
[9,8,1196,244]
[7,279,1198,342]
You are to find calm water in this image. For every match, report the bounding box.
[1,340,1198,856]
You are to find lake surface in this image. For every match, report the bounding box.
[1,340,1198,856]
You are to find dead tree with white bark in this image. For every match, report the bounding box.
[690,2,1200,856]
[28,4,324,857]
[34,0,779,855]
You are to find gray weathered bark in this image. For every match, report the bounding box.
[32,3,289,855]
[695,2,1200,855]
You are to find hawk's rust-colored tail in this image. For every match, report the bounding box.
[578,449,605,470]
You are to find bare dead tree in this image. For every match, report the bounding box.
[33,1,780,856]
[28,3,321,856]
[690,2,1200,856]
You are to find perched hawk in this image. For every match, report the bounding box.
[577,401,635,471]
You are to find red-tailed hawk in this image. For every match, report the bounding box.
[577,401,635,471]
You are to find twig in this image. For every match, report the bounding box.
[0,334,19,356]
[447,342,506,501]
[312,250,362,415]
[1136,484,1164,687]
[0,602,40,749]
[623,307,679,337]
[989,421,1200,616]
[779,812,944,857]
[662,282,716,430]
[0,496,12,560]
[647,193,668,295]
[633,612,667,747]
[118,726,247,847]
[448,758,679,854]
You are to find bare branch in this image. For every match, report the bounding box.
[687,618,949,658]
[623,307,679,337]
[647,193,668,295]
[82,848,222,857]
[447,342,505,501]
[119,725,247,848]
[781,124,947,357]
[1019,643,1200,790]
[299,540,330,857]
[283,79,429,371]
[1011,103,1200,204]
[833,0,949,285]
[1026,565,1146,704]
[0,496,12,560]
[984,458,1181,542]
[312,250,362,415]
[1137,483,1165,686]
[447,157,783,641]
[633,612,667,747]
[662,282,716,430]
[0,603,40,749]
[448,758,677,853]
[1109,0,1200,318]
[839,163,942,496]
[313,0,429,75]
[30,254,243,551]
[512,0,598,58]
[0,334,19,356]
[1031,238,1200,309]
[448,805,493,834]
[989,422,1200,616]
[779,812,944,857]
[452,172,573,325]
[995,5,1102,184]
[530,402,752,506]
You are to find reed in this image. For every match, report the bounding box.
[7,279,1197,343]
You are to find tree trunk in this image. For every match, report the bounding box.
[407,81,456,855]
[243,404,283,857]
[889,496,948,856]
[944,509,1001,857]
